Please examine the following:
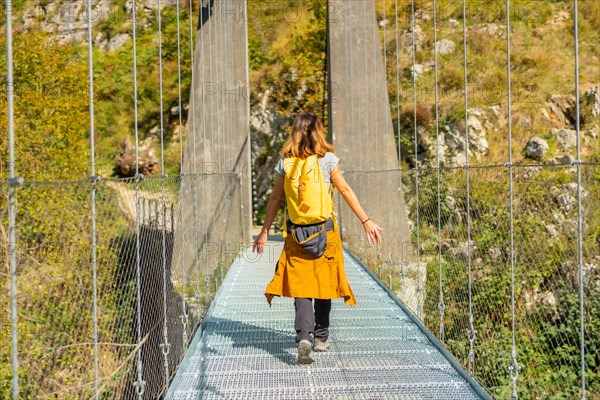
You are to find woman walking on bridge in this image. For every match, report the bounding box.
[253,111,383,364]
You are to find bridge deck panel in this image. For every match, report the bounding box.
[166,241,488,399]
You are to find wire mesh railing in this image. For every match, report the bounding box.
[340,164,599,398]
[2,0,251,396]
[0,172,246,399]
[331,0,598,398]
[3,0,599,399]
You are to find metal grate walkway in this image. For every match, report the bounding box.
[165,240,491,399]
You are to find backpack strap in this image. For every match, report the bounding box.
[283,201,288,238]
[330,180,337,231]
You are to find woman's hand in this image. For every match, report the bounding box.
[363,220,383,245]
[253,229,269,253]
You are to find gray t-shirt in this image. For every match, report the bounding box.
[274,152,340,190]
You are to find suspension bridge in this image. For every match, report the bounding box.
[2,0,598,399]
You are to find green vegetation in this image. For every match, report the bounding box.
[248,0,328,118]
[412,165,600,398]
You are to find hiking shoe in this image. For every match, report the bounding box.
[297,339,314,364]
[313,339,331,352]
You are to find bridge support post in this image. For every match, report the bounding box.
[327,0,422,313]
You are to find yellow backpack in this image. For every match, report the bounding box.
[282,154,334,236]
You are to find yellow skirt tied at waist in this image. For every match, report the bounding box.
[264,220,356,306]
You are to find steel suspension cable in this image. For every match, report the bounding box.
[372,1,382,279]
[84,0,99,393]
[339,0,350,241]
[394,0,401,167]
[192,0,200,308]
[461,0,476,375]
[243,0,250,245]
[211,0,220,295]
[215,0,222,170]
[225,0,239,259]
[216,0,226,287]
[226,2,234,174]
[382,0,393,289]
[225,1,235,274]
[505,0,519,398]
[394,0,404,285]
[175,0,189,349]
[572,0,586,398]
[156,0,171,385]
[432,0,445,343]
[5,0,19,395]
[410,0,423,319]
[206,0,214,299]
[348,1,356,246]
[361,0,368,257]
[131,0,146,394]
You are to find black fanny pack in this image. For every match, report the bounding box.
[287,217,334,257]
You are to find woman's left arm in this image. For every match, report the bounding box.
[253,173,284,253]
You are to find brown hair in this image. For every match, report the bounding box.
[282,112,334,158]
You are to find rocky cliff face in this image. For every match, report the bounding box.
[414,86,599,168]
[20,0,176,48]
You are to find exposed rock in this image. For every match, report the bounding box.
[447,241,477,261]
[562,259,600,290]
[582,86,600,118]
[549,9,570,29]
[406,64,424,80]
[250,89,288,213]
[544,87,600,127]
[476,23,505,37]
[415,9,431,22]
[106,33,130,52]
[544,94,576,127]
[399,24,426,54]
[545,224,560,239]
[524,137,549,161]
[22,8,39,30]
[584,261,600,290]
[443,114,489,160]
[417,107,498,167]
[113,137,159,178]
[124,0,134,14]
[525,290,558,313]
[521,165,542,180]
[550,188,576,212]
[397,261,427,315]
[553,128,577,150]
[489,246,502,262]
[143,0,178,10]
[24,0,115,44]
[541,291,557,306]
[95,32,108,51]
[549,183,588,212]
[556,154,574,165]
[586,125,599,139]
[435,39,455,56]
[448,18,458,28]
[564,182,588,196]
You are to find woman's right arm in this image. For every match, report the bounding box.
[330,164,383,244]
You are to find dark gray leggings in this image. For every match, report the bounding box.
[294,298,332,343]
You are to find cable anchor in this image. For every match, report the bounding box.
[160,340,171,356]
[8,177,24,187]
[133,360,146,397]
